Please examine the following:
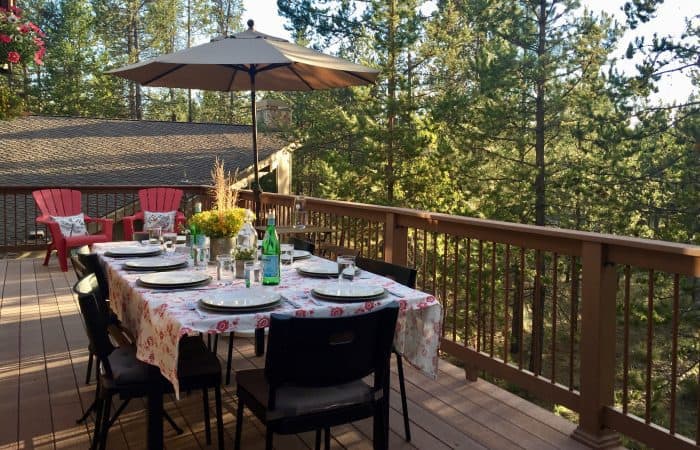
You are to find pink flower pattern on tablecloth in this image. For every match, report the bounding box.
[94,242,443,395]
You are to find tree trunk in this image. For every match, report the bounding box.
[385,0,397,204]
[529,0,548,374]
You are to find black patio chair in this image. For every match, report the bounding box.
[234,301,399,450]
[289,237,315,254]
[355,255,417,442]
[70,245,89,279]
[74,274,225,450]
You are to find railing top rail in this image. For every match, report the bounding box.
[249,191,700,260]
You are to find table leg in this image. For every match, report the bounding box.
[147,389,164,449]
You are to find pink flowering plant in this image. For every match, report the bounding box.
[0,6,46,67]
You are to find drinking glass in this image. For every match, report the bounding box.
[147,226,162,245]
[293,195,307,229]
[280,243,294,266]
[216,255,235,283]
[244,261,262,288]
[337,254,356,285]
[133,231,149,244]
[193,237,210,271]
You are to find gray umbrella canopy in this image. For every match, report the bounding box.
[108,20,379,198]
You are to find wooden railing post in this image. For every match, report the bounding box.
[384,212,407,265]
[572,242,621,448]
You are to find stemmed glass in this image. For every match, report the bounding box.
[163,233,177,257]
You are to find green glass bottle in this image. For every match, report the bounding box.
[261,210,280,285]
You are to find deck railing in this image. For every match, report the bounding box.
[242,190,700,450]
[1,186,698,449]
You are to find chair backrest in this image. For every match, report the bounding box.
[265,302,398,391]
[73,274,115,375]
[77,246,110,300]
[355,256,417,289]
[317,244,359,260]
[33,189,83,217]
[139,188,183,213]
[289,237,315,254]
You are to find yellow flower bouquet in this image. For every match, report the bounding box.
[188,208,246,238]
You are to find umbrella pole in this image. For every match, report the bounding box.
[250,69,262,222]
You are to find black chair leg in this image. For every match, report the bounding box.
[265,429,273,450]
[226,332,235,385]
[98,395,112,450]
[163,409,183,435]
[234,397,244,450]
[202,388,211,445]
[77,398,97,424]
[214,386,224,450]
[105,399,130,431]
[314,429,322,450]
[324,426,331,450]
[90,397,103,450]
[254,328,265,356]
[85,351,94,384]
[395,352,411,441]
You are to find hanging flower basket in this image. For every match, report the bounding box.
[1,6,45,119]
[0,6,46,70]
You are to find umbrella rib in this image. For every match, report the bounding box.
[143,64,187,85]
[286,66,314,90]
[344,71,376,85]
[227,69,238,91]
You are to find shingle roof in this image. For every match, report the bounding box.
[0,115,289,186]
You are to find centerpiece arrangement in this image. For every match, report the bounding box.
[188,158,247,261]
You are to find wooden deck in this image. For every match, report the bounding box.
[0,254,603,450]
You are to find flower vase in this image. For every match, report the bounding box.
[235,259,253,279]
[209,237,236,262]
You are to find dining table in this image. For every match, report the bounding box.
[93,241,443,449]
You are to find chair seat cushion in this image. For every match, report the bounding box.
[237,369,373,420]
[107,345,159,387]
[177,336,221,389]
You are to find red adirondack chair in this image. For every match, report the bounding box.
[121,188,186,240]
[33,189,114,272]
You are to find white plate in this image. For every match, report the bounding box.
[292,250,312,260]
[199,288,281,309]
[312,284,385,299]
[124,257,187,270]
[139,271,210,287]
[105,245,162,257]
[296,262,339,276]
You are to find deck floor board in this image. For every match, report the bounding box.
[0,256,602,449]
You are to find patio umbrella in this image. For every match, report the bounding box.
[107,20,379,203]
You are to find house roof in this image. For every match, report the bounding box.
[0,115,289,186]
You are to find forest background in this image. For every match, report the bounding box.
[1,0,698,445]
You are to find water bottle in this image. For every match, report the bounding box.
[260,210,280,285]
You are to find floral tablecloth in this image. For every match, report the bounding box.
[94,242,442,395]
